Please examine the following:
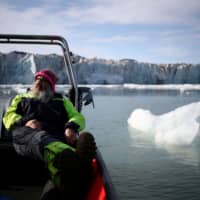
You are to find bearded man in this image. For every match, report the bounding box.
[3,69,96,200]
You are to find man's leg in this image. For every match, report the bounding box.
[41,132,97,200]
[12,126,57,161]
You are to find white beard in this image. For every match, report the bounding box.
[32,84,54,103]
[37,90,54,103]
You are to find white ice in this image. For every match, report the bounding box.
[128,102,200,146]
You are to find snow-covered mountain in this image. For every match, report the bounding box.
[0,51,199,84]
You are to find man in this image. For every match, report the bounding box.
[3,69,96,199]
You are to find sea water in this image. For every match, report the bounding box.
[82,91,200,200]
[1,86,200,200]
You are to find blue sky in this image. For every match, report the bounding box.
[0,0,200,64]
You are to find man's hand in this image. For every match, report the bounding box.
[25,119,42,129]
[64,128,78,145]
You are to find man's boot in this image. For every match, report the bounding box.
[76,132,97,165]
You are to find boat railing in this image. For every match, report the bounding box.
[0,34,79,109]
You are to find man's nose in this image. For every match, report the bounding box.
[35,78,43,84]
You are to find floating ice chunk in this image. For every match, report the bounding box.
[128,102,200,145]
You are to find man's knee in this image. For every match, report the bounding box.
[12,127,53,161]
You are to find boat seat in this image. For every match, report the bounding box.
[0,96,49,187]
[0,96,14,141]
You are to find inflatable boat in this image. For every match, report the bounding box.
[0,34,119,200]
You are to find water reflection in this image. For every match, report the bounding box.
[128,125,200,167]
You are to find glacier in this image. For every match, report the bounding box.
[0,51,200,84]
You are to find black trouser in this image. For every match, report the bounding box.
[12,126,58,161]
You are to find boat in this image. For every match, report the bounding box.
[0,34,119,200]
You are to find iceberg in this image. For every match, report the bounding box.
[128,102,200,146]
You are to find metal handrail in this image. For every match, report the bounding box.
[0,34,79,109]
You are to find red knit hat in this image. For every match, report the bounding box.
[35,69,57,91]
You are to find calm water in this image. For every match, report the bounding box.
[1,89,200,200]
[82,93,200,200]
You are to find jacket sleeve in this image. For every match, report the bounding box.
[3,94,23,130]
[63,96,85,131]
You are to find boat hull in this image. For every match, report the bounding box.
[0,141,48,187]
[0,140,117,200]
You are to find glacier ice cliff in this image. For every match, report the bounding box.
[0,51,200,84]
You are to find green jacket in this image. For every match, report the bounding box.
[3,91,85,134]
